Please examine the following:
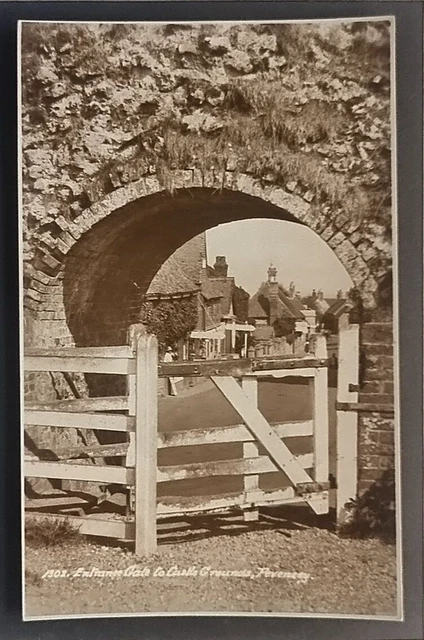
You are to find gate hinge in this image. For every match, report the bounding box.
[336,401,395,415]
[296,481,330,496]
[348,383,360,393]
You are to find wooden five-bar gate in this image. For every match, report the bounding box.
[24,323,359,556]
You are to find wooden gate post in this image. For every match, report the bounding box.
[134,331,158,556]
[312,335,329,494]
[241,376,260,522]
[126,324,146,514]
[336,322,360,527]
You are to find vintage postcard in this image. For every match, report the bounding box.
[19,18,401,619]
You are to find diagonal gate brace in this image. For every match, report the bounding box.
[211,376,327,514]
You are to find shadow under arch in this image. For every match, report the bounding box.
[63,186,306,351]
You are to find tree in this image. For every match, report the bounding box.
[232,285,250,322]
[273,316,295,337]
[139,297,198,351]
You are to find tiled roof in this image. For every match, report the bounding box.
[281,292,306,320]
[202,276,234,316]
[302,296,316,309]
[325,298,338,308]
[325,299,347,317]
[147,253,200,296]
[248,292,269,319]
[291,297,306,312]
[248,282,305,321]
[201,279,225,300]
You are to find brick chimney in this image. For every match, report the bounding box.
[267,265,279,326]
[214,256,228,277]
[289,281,295,299]
[337,289,343,299]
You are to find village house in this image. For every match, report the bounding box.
[190,255,254,359]
[248,266,316,356]
[302,289,347,334]
[147,234,252,361]
[321,295,349,334]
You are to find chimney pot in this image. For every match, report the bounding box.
[214,256,228,277]
[267,265,277,283]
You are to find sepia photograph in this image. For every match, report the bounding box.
[19,18,400,619]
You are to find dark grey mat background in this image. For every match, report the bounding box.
[0,2,422,639]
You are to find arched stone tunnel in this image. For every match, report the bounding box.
[63,187,305,350]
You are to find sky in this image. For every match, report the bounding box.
[206,219,353,298]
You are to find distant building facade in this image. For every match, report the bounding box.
[302,288,347,334]
[248,266,316,357]
[147,234,253,360]
[190,255,253,359]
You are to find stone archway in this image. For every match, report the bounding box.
[23,169,395,497]
[24,169,386,338]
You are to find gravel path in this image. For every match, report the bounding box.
[25,511,398,618]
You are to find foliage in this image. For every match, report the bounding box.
[140,297,198,350]
[273,316,296,337]
[25,517,81,549]
[339,469,395,542]
[232,285,250,322]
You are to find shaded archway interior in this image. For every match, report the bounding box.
[63,187,304,350]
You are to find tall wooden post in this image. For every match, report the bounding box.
[336,322,359,527]
[126,324,147,515]
[241,376,260,522]
[312,335,329,499]
[134,331,158,556]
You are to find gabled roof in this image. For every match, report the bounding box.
[147,233,204,297]
[248,292,269,319]
[302,296,317,309]
[202,276,234,316]
[314,298,330,315]
[147,252,200,296]
[248,282,305,321]
[201,279,225,300]
[325,298,347,317]
[325,298,338,308]
[291,297,306,312]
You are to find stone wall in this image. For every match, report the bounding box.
[358,307,395,493]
